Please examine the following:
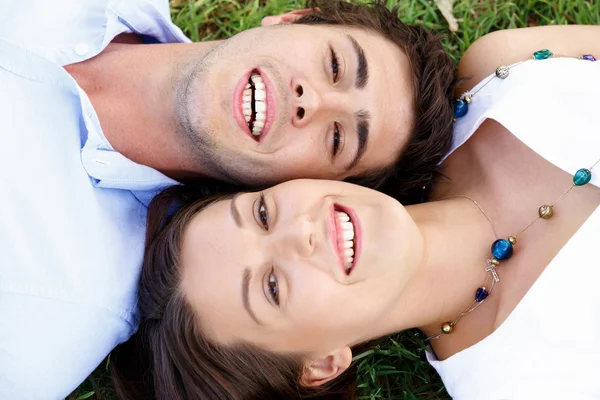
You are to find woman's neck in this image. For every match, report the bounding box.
[392,198,497,335]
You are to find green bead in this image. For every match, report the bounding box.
[573,168,592,186]
[533,49,554,60]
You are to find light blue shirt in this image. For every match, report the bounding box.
[0,1,190,398]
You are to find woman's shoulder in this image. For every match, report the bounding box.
[457,25,600,96]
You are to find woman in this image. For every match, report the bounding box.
[111,26,600,400]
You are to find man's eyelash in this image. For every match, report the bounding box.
[330,46,340,83]
[332,123,341,157]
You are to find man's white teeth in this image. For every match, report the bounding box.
[242,73,268,137]
[254,89,266,101]
[336,211,355,270]
[255,101,266,112]
[243,108,251,123]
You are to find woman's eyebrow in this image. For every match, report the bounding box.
[243,267,263,326]
[230,193,243,228]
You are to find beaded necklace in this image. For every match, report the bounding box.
[427,49,598,341]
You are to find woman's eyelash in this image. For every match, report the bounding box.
[267,268,279,306]
[257,193,269,231]
[330,46,340,83]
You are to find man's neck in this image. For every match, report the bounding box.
[64,37,221,180]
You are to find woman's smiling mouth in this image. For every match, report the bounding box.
[332,204,361,275]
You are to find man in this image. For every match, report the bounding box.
[0,0,456,398]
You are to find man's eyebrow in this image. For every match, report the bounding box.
[348,35,368,89]
[242,268,263,326]
[230,193,243,228]
[345,110,370,171]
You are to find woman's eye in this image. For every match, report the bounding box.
[330,47,340,83]
[268,270,279,305]
[332,123,341,157]
[257,194,269,231]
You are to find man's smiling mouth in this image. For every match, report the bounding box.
[242,71,267,139]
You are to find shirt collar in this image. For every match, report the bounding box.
[79,0,189,207]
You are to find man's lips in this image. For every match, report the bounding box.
[232,68,277,142]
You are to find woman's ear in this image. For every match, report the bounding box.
[299,346,353,387]
[261,9,313,26]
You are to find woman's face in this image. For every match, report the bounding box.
[180,179,424,356]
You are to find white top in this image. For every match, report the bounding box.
[0,1,188,398]
[428,58,600,399]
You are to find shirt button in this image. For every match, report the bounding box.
[74,43,89,56]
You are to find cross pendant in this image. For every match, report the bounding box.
[486,259,500,283]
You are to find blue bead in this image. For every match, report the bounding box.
[453,99,468,119]
[581,54,597,62]
[475,287,489,302]
[491,239,513,260]
[573,168,592,186]
[533,49,553,60]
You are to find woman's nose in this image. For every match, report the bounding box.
[276,216,316,259]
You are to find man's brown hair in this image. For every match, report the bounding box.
[296,0,458,204]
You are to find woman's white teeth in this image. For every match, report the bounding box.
[342,228,354,241]
[335,211,355,270]
[337,213,350,222]
[242,73,268,137]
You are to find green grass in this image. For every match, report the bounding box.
[68,1,600,399]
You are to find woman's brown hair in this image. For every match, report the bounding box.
[110,184,379,399]
[111,0,457,397]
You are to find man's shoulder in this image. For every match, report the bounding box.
[0,0,178,64]
[0,294,136,400]
[0,0,111,61]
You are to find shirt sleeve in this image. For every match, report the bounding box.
[0,292,134,400]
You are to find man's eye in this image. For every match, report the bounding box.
[267,270,279,305]
[257,193,269,231]
[330,47,340,83]
[332,123,341,156]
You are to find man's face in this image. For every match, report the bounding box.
[178,23,415,186]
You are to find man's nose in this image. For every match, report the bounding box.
[291,79,347,128]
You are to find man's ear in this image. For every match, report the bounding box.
[299,346,353,387]
[261,9,313,26]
